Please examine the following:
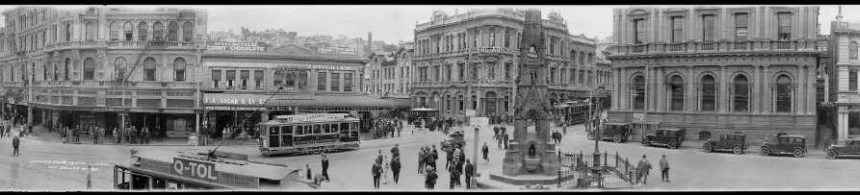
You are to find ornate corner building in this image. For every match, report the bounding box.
[831,18,860,141]
[411,9,610,121]
[0,6,208,139]
[607,6,822,145]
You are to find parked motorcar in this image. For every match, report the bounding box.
[597,123,631,143]
[441,130,466,152]
[760,134,807,158]
[827,138,860,159]
[702,132,748,155]
[642,128,686,149]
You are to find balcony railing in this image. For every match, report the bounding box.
[732,42,750,51]
[775,41,792,50]
[610,40,819,56]
[631,45,646,53]
[47,41,201,51]
[700,42,715,51]
[669,43,685,52]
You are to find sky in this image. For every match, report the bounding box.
[1,5,859,43]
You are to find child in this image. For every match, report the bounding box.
[382,155,390,184]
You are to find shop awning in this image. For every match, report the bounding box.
[411,107,437,112]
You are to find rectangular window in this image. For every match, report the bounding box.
[549,67,556,84]
[488,64,495,80]
[851,70,858,91]
[634,19,646,44]
[458,64,465,81]
[505,62,511,81]
[273,70,284,87]
[330,73,340,91]
[735,13,749,41]
[285,71,296,88]
[240,70,249,89]
[490,29,496,47]
[318,72,327,91]
[504,30,510,48]
[344,73,353,92]
[226,70,236,89]
[254,70,264,89]
[671,16,684,43]
[471,63,478,81]
[702,15,716,42]
[777,12,792,41]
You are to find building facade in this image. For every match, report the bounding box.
[411,9,607,121]
[364,48,414,98]
[831,18,860,141]
[0,6,208,139]
[607,6,821,145]
[201,43,409,137]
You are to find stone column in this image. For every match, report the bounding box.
[649,67,656,112]
[719,66,727,113]
[797,64,806,114]
[839,110,848,141]
[762,65,770,114]
[620,68,627,111]
[657,67,665,111]
[613,68,620,111]
[687,66,696,112]
[753,65,761,114]
[807,65,816,114]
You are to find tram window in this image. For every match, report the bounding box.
[152,178,167,189]
[323,124,330,133]
[341,123,349,132]
[304,125,311,134]
[313,125,321,134]
[282,126,293,134]
[331,124,339,133]
[268,127,279,136]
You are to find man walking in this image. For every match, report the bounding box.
[321,153,330,182]
[464,159,474,189]
[448,157,461,189]
[482,142,489,163]
[424,165,437,190]
[12,134,21,156]
[391,156,401,184]
[637,154,652,184]
[660,154,670,182]
[372,160,382,189]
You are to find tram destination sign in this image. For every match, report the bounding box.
[172,157,218,182]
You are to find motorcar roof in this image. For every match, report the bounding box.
[778,135,805,138]
[605,123,628,126]
[657,128,685,131]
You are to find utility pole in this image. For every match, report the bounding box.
[27,62,34,128]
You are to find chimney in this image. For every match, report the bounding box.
[837,5,843,21]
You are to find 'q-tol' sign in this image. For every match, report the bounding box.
[173,158,218,181]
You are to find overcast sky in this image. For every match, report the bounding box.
[1,5,858,43]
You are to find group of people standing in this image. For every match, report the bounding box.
[493,126,510,150]
[371,144,403,189]
[634,154,671,185]
[371,118,403,139]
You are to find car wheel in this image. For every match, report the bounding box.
[828,150,838,160]
[702,143,712,153]
[613,135,622,143]
[760,147,770,156]
[668,141,677,149]
[732,146,742,155]
[793,148,804,158]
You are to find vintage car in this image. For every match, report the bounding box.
[827,139,860,159]
[441,130,466,152]
[760,134,807,158]
[642,128,686,149]
[596,123,631,143]
[702,132,749,154]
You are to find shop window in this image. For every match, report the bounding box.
[240,70,249,90]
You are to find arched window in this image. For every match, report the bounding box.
[669,75,684,111]
[85,22,96,41]
[83,58,95,80]
[458,95,465,110]
[570,50,577,65]
[167,22,178,42]
[776,75,792,112]
[733,75,749,112]
[53,62,59,81]
[850,41,858,60]
[588,53,594,64]
[123,22,133,41]
[138,22,148,41]
[174,58,186,81]
[182,21,194,42]
[115,57,127,80]
[701,75,716,111]
[65,23,71,41]
[153,22,164,41]
[144,57,157,81]
[109,21,119,41]
[44,63,49,81]
[64,58,70,80]
[633,75,646,110]
[579,51,585,65]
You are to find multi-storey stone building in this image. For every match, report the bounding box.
[831,15,860,142]
[411,9,607,121]
[201,43,409,138]
[0,6,208,139]
[364,46,413,98]
[607,6,822,146]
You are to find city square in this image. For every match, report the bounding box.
[0,4,859,191]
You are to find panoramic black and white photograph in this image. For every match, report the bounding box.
[0,4,858,191]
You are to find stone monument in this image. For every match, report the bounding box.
[502,9,560,176]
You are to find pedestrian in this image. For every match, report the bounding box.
[458,147,466,169]
[306,164,313,180]
[497,131,504,149]
[372,161,382,189]
[503,133,509,150]
[222,127,228,141]
[424,165,437,190]
[376,149,384,165]
[382,155,390,184]
[482,142,489,163]
[391,156,401,184]
[464,159,474,189]
[448,157,460,189]
[321,153,330,182]
[12,135,20,157]
[390,144,400,159]
[418,147,426,174]
[431,145,438,170]
[660,154,670,182]
[445,147,453,168]
[637,154,652,184]
[493,126,499,140]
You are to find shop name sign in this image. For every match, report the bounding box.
[277,114,345,123]
[207,42,266,52]
[309,65,357,71]
[205,97,266,105]
[172,157,218,181]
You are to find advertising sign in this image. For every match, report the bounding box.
[206,42,267,52]
[172,157,218,182]
[469,117,489,127]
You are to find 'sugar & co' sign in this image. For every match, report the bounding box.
[173,158,218,181]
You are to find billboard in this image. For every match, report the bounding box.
[206,42,267,52]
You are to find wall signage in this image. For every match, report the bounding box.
[206,42,267,52]
[172,157,218,181]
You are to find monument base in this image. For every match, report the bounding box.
[475,166,579,190]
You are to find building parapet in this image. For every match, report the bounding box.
[415,8,567,32]
[608,40,821,57]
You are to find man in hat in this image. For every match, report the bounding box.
[425,165,437,190]
[321,153,330,182]
[464,159,474,189]
[637,154,653,184]
[12,135,20,157]
[391,156,401,184]
[482,142,489,163]
[372,160,383,189]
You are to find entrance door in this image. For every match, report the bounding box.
[485,100,496,116]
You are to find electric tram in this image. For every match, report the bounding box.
[553,100,593,126]
[258,113,361,156]
[113,149,316,190]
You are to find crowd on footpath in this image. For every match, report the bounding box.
[366,141,482,190]
[217,125,260,141]
[370,118,404,139]
[492,126,510,150]
[56,123,158,145]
